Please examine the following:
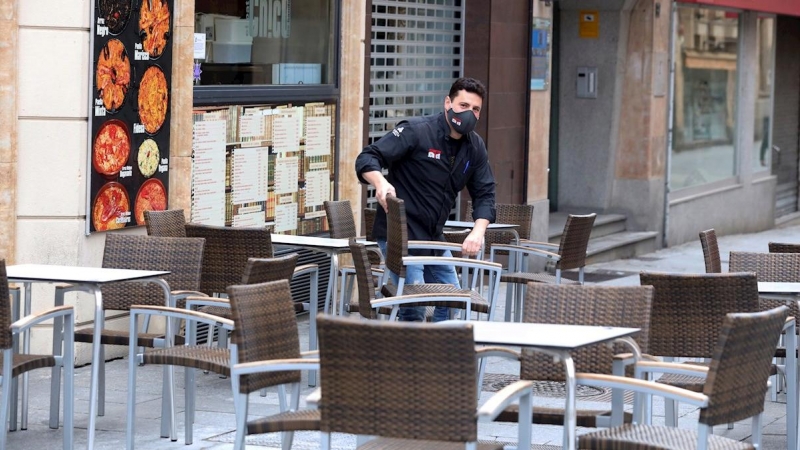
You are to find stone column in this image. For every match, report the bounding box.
[338,0,366,223]
[0,0,17,263]
[169,0,195,218]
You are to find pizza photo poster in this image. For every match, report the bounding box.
[87,0,173,233]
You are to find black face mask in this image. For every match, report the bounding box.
[446,108,478,136]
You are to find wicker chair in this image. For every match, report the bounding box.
[0,261,75,449]
[466,200,534,246]
[490,283,653,430]
[576,306,788,450]
[316,315,535,449]
[52,235,205,426]
[323,200,383,315]
[126,279,318,449]
[699,229,721,273]
[768,242,800,253]
[144,209,187,237]
[363,207,377,241]
[639,272,763,427]
[490,213,596,321]
[382,195,504,321]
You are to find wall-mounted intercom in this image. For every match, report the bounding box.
[576,66,598,99]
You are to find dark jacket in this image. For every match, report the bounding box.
[355,112,496,242]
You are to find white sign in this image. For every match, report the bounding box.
[274,202,298,232]
[274,156,299,195]
[232,146,269,204]
[305,116,331,157]
[193,33,206,59]
[304,170,330,207]
[191,120,227,225]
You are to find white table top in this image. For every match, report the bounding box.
[272,234,376,250]
[6,264,170,284]
[758,282,800,294]
[445,220,519,230]
[440,320,640,351]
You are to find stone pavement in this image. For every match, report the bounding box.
[6,224,800,449]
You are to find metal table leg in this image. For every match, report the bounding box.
[562,354,577,450]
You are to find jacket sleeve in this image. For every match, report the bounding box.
[355,122,416,184]
[466,137,497,223]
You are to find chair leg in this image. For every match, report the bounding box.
[234,392,248,450]
[62,323,74,450]
[281,384,300,450]
[126,316,138,450]
[185,366,195,445]
[665,399,678,427]
[1,351,12,450]
[751,412,763,449]
[98,345,105,417]
[49,287,65,429]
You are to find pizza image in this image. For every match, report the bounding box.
[96,39,130,112]
[93,120,130,176]
[138,65,168,134]
[98,0,132,35]
[134,178,167,225]
[93,182,130,231]
[137,139,159,178]
[139,0,170,58]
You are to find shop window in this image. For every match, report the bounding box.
[670,7,739,191]
[753,16,775,171]
[194,0,335,86]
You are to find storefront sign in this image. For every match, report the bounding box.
[86,0,174,233]
[679,0,800,17]
[530,18,550,90]
[579,10,599,39]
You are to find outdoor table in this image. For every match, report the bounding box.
[271,235,378,386]
[441,320,641,450]
[758,281,800,450]
[6,264,171,450]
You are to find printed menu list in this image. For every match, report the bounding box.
[231,146,270,205]
[191,120,227,225]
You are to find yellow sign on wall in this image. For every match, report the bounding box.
[579,10,599,39]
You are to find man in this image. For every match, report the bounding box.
[355,77,497,322]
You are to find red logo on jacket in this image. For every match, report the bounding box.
[427,149,442,159]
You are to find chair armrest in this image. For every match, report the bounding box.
[11,306,74,333]
[519,240,559,251]
[300,350,319,359]
[476,346,521,361]
[231,358,319,377]
[575,373,709,407]
[402,256,502,272]
[371,293,472,309]
[130,305,234,331]
[293,264,319,278]
[172,290,208,302]
[477,380,535,422]
[635,360,709,378]
[489,244,561,262]
[185,296,230,310]
[408,240,464,253]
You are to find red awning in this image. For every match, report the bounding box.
[680,0,800,17]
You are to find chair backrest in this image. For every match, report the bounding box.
[0,261,12,349]
[144,209,187,237]
[226,279,302,394]
[700,306,788,426]
[639,272,759,358]
[101,235,205,310]
[467,201,534,244]
[363,208,377,241]
[520,284,653,381]
[185,223,274,295]
[699,229,721,273]
[240,254,299,285]
[317,316,478,442]
[729,251,800,323]
[768,242,800,253]
[556,213,596,270]
[349,238,378,319]
[385,195,408,277]
[324,200,357,239]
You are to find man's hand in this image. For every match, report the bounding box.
[461,218,489,257]
[363,171,396,212]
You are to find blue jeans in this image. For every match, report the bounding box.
[378,240,461,322]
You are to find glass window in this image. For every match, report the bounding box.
[753,16,775,171]
[194,0,336,86]
[671,7,739,191]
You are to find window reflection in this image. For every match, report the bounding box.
[754,17,774,171]
[671,8,739,190]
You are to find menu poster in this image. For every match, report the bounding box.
[86,0,174,234]
[305,116,331,157]
[274,156,299,195]
[304,170,330,207]
[191,119,226,225]
[231,146,269,204]
[275,202,298,233]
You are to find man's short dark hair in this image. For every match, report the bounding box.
[448,77,486,101]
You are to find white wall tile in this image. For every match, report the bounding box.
[19,0,91,29]
[18,28,89,118]
[17,119,87,216]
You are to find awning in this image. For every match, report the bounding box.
[679,0,800,17]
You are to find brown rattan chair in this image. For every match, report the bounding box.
[699,229,721,273]
[639,271,764,427]
[466,200,534,246]
[490,213,596,321]
[316,315,535,449]
[490,283,653,430]
[126,279,319,448]
[0,260,75,449]
[323,200,383,315]
[363,207,377,241]
[576,306,788,450]
[144,209,188,237]
[769,242,800,253]
[382,195,504,321]
[52,235,205,426]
